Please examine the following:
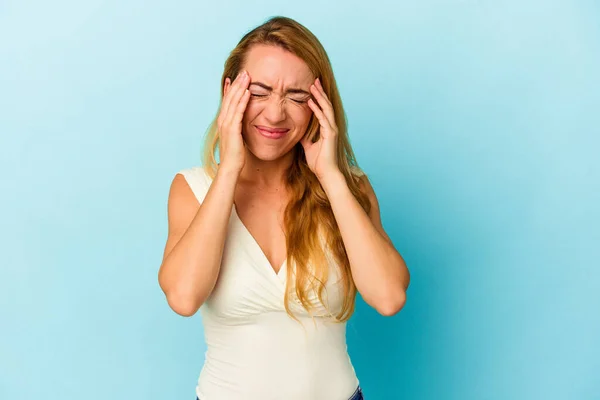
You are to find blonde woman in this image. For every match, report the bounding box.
[158,16,410,400]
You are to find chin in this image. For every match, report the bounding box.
[246,144,286,162]
[243,130,298,161]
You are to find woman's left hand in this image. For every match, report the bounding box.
[301,77,340,180]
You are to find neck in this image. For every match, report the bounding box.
[239,147,296,189]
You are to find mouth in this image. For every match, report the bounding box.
[255,125,290,139]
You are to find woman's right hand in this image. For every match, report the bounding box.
[217,69,251,174]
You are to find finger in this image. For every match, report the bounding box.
[218,78,231,127]
[307,98,332,131]
[315,77,326,93]
[231,88,251,126]
[314,78,331,106]
[222,72,247,121]
[221,71,248,123]
[300,131,314,148]
[310,82,335,126]
[224,76,250,127]
[312,79,334,122]
[307,97,327,121]
[220,77,234,123]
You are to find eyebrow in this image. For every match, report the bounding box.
[249,81,310,96]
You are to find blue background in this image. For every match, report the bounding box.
[1,1,598,399]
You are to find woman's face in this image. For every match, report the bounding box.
[229,44,315,161]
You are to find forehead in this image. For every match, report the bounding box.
[243,44,314,88]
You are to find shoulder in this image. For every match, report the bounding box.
[165,165,213,233]
[348,165,379,215]
[176,165,210,182]
[168,167,201,208]
[173,166,212,204]
[347,166,394,244]
[348,165,372,195]
[349,165,366,178]
[161,168,207,265]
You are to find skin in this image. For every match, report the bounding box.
[220,44,319,272]
[223,44,317,186]
[223,44,410,314]
[160,44,410,317]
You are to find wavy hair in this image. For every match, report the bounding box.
[202,16,371,322]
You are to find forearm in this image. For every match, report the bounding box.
[160,166,240,315]
[321,172,409,315]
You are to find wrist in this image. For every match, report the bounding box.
[318,169,345,193]
[216,163,242,180]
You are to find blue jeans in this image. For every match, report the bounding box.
[196,385,364,399]
[347,385,365,399]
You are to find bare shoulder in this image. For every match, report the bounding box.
[349,166,373,199]
[351,168,394,245]
[355,173,378,210]
[169,173,200,210]
[162,173,201,262]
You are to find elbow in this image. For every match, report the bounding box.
[169,299,200,317]
[162,288,201,317]
[158,273,201,317]
[376,290,407,317]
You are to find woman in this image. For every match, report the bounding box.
[158,16,410,400]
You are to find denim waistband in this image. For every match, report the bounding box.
[348,385,364,400]
[196,385,363,400]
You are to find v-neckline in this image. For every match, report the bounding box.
[231,203,287,280]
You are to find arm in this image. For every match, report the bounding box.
[158,166,240,317]
[321,171,410,316]
[302,77,409,315]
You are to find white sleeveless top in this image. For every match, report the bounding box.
[177,166,363,400]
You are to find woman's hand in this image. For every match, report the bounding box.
[301,77,340,180]
[217,70,251,174]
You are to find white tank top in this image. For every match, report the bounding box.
[177,166,361,400]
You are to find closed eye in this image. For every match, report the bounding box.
[290,97,309,104]
[250,93,309,104]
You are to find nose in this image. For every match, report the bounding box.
[262,95,287,123]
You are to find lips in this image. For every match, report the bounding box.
[255,125,289,133]
[255,125,290,139]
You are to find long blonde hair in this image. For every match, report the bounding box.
[202,16,371,322]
